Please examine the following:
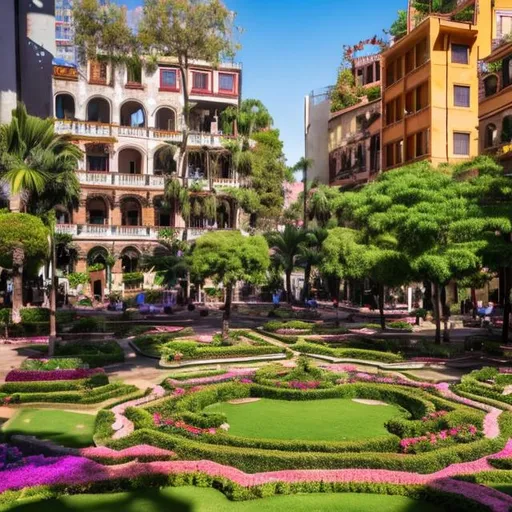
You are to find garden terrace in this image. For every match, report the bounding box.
[132,330,287,366]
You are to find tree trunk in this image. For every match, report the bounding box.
[471,287,477,319]
[11,247,24,324]
[303,263,311,302]
[303,166,308,230]
[286,270,292,304]
[378,283,385,330]
[49,233,58,356]
[432,282,442,344]
[503,267,511,344]
[222,282,233,340]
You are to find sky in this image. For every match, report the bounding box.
[114,0,404,166]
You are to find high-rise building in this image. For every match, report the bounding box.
[55,0,109,64]
[381,0,512,171]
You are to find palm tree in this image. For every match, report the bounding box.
[293,157,314,229]
[0,104,81,353]
[220,99,273,138]
[298,228,328,301]
[266,225,307,303]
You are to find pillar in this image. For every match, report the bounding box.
[111,205,122,226]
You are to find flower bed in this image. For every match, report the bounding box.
[5,368,104,382]
[166,369,256,388]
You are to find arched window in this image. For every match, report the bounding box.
[120,101,146,127]
[485,123,497,148]
[502,116,512,143]
[55,93,75,119]
[121,247,140,273]
[86,197,109,225]
[120,198,142,226]
[118,148,143,174]
[484,75,498,97]
[155,108,176,132]
[87,98,111,123]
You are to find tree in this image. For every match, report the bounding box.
[336,160,510,343]
[0,214,48,323]
[298,228,328,301]
[220,99,273,138]
[388,10,407,41]
[0,104,81,351]
[266,225,307,304]
[293,157,314,229]
[189,231,269,337]
[137,0,238,180]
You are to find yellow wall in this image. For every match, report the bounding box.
[429,20,479,164]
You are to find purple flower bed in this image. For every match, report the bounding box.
[288,380,321,389]
[399,424,479,454]
[335,371,436,390]
[167,369,256,387]
[5,368,105,382]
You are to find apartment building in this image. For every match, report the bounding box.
[52,58,242,292]
[328,54,382,188]
[479,40,512,173]
[381,0,512,171]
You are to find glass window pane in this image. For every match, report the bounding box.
[454,132,470,155]
[161,70,176,88]
[193,72,208,90]
[454,85,470,107]
[219,73,234,91]
[452,44,469,64]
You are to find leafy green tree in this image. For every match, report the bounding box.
[0,104,81,348]
[220,99,273,138]
[189,231,269,337]
[266,225,307,303]
[298,228,328,301]
[293,157,314,229]
[0,214,48,323]
[388,10,407,40]
[336,160,510,343]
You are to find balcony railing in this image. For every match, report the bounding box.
[76,172,166,188]
[55,224,235,240]
[54,120,235,148]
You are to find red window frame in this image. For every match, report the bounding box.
[191,70,211,93]
[218,72,237,95]
[160,68,179,92]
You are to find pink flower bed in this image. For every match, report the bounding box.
[410,357,448,363]
[147,326,184,334]
[323,364,359,373]
[167,369,256,387]
[5,368,105,382]
[288,381,321,390]
[153,413,217,436]
[79,445,176,461]
[337,371,436,390]
[422,411,448,422]
[399,425,478,454]
[275,329,310,335]
[499,367,512,374]
[1,336,49,345]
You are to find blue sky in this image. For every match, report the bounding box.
[114,0,404,166]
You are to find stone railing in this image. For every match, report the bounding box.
[54,119,234,148]
[76,172,166,188]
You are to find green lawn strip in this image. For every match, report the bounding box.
[204,398,405,442]
[2,409,95,448]
[4,487,445,512]
[487,484,512,497]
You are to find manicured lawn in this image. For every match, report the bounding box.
[204,398,405,441]
[488,484,512,496]
[7,486,445,511]
[3,409,95,448]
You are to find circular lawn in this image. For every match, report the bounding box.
[204,398,405,441]
[7,487,446,512]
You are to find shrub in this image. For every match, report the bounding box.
[55,340,124,367]
[67,272,89,289]
[20,308,50,323]
[20,358,83,370]
[5,368,104,382]
[0,380,89,393]
[262,320,313,333]
[293,341,404,363]
[387,321,413,332]
[94,410,115,445]
[122,272,144,284]
[70,317,106,333]
[0,309,11,326]
[77,297,93,307]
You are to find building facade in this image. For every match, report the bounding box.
[52,58,242,294]
[304,87,332,184]
[382,0,512,171]
[328,54,381,189]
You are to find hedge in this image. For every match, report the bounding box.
[163,344,284,362]
[0,476,491,512]
[93,410,115,445]
[292,341,404,363]
[166,369,226,381]
[0,375,109,394]
[54,341,124,368]
[107,428,503,474]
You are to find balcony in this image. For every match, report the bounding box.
[55,224,235,240]
[77,172,166,189]
[54,120,235,148]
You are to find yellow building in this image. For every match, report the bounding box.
[382,0,512,171]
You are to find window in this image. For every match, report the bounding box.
[498,13,512,38]
[451,44,469,65]
[485,124,497,148]
[454,85,470,107]
[453,132,470,155]
[160,69,178,90]
[503,56,512,88]
[219,73,235,92]
[87,156,108,172]
[192,71,209,91]
[90,61,107,84]
[484,75,498,97]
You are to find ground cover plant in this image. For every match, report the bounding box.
[454,367,512,407]
[2,409,95,448]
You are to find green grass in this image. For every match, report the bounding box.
[488,484,512,496]
[3,409,95,448]
[204,398,405,441]
[6,486,445,512]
